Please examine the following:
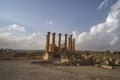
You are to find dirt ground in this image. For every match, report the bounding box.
[0,60,120,80]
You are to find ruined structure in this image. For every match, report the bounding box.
[39,33,120,67]
[43,32,75,61]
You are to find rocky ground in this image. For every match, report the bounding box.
[0,60,120,80]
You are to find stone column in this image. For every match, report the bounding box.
[46,35,48,52]
[68,37,70,52]
[52,33,56,53]
[65,34,67,51]
[46,32,50,52]
[58,33,61,52]
[72,38,75,52]
[70,35,72,53]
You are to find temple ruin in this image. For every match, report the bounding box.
[43,32,75,61]
[36,32,120,67]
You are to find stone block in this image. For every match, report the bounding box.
[101,65,113,69]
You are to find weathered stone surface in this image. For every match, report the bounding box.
[95,64,101,67]
[104,58,116,66]
[101,65,113,69]
[115,59,120,66]
[43,52,53,61]
[68,54,97,66]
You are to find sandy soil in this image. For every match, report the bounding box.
[0,60,120,80]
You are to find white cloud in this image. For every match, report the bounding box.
[72,31,78,39]
[75,0,120,51]
[0,25,45,50]
[8,24,25,32]
[0,32,12,38]
[98,0,109,10]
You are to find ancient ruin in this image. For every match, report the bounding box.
[41,32,120,68]
[43,32,75,62]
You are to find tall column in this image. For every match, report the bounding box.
[70,35,72,53]
[65,34,67,51]
[46,32,50,52]
[58,33,61,52]
[46,35,48,52]
[52,33,56,53]
[72,38,75,52]
[68,37,70,52]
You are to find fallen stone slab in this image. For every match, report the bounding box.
[101,65,113,69]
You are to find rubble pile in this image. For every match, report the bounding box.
[95,57,120,69]
[68,53,96,66]
[104,58,116,66]
[105,58,120,65]
[115,59,120,66]
[60,53,120,68]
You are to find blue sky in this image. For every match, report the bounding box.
[0,0,116,34]
[0,0,120,50]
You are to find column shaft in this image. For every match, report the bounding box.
[72,38,75,52]
[58,33,61,52]
[52,33,56,53]
[46,35,48,52]
[45,32,50,52]
[65,34,67,51]
[68,37,70,52]
[70,35,72,53]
